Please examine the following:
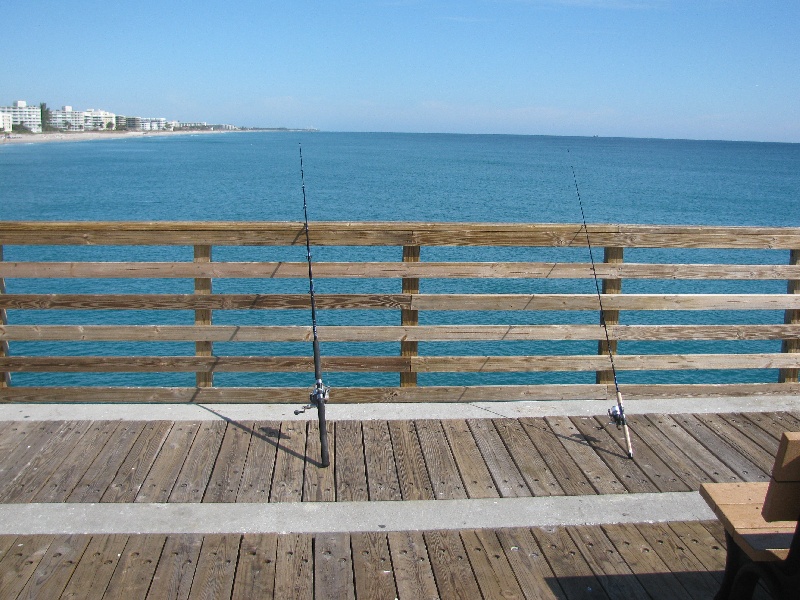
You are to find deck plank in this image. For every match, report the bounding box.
[545,416,626,495]
[273,534,313,600]
[169,421,226,503]
[468,419,530,497]
[238,421,281,503]
[361,420,401,501]
[441,419,499,498]
[15,534,89,600]
[187,534,239,600]
[269,421,307,503]
[462,528,527,599]
[423,529,482,599]
[136,422,200,503]
[601,523,694,600]
[58,534,128,600]
[32,421,119,503]
[531,526,610,599]
[570,416,659,493]
[101,535,166,600]
[387,531,439,600]
[665,521,725,582]
[204,421,253,503]
[389,420,434,501]
[494,419,565,497]
[519,418,594,496]
[351,532,398,600]
[314,533,355,600]
[335,421,368,502]
[495,527,568,600]
[0,535,54,600]
[694,413,776,474]
[567,525,650,600]
[144,534,203,600]
[644,414,741,483]
[414,420,466,500]
[100,422,173,503]
[671,414,769,482]
[231,534,278,600]
[716,413,781,456]
[303,421,336,501]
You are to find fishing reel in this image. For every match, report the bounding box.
[608,404,627,429]
[294,382,330,415]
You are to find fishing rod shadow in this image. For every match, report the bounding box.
[193,403,327,468]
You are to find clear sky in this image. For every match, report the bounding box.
[3,1,798,142]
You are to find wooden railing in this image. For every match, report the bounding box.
[1,221,799,403]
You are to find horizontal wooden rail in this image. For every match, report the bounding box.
[3,353,800,373]
[3,293,800,311]
[2,324,799,343]
[3,221,800,248]
[3,261,800,280]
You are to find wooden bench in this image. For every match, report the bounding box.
[700,431,800,599]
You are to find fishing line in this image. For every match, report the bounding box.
[570,164,634,459]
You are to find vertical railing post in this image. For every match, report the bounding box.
[597,246,623,384]
[779,249,799,383]
[401,245,420,387]
[194,245,213,388]
[0,245,9,388]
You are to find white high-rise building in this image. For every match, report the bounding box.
[49,106,85,131]
[84,109,116,130]
[1,112,12,133]
[0,100,42,133]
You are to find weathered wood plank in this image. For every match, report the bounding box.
[414,420,467,500]
[203,421,253,503]
[187,534,239,600]
[269,421,307,503]
[169,421,226,503]
[387,531,438,600]
[102,535,166,600]
[5,323,799,342]
[335,421,369,502]
[145,534,203,600]
[314,533,355,600]
[388,420,434,501]
[237,421,281,503]
[710,413,781,464]
[59,534,128,600]
[422,529,482,599]
[441,420,499,499]
[362,420,402,501]
[0,535,54,600]
[136,422,200,503]
[15,534,90,600]
[273,534,313,600]
[468,419,530,497]
[531,526,610,599]
[544,416,626,495]
[519,418,594,496]
[67,422,149,502]
[350,532,398,600]
[493,419,565,497]
[461,529,527,599]
[495,527,568,600]
[303,420,336,501]
[666,521,726,583]
[231,534,278,600]
[100,422,172,503]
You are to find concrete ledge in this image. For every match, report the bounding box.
[0,394,797,421]
[0,492,716,535]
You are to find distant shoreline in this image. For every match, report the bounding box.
[0,129,236,146]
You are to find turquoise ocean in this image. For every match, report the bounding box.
[1,132,799,389]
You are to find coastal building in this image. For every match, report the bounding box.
[115,115,127,130]
[49,106,85,131]
[84,109,116,130]
[141,117,167,131]
[178,121,208,129]
[125,116,142,130]
[1,112,12,133]
[0,100,42,133]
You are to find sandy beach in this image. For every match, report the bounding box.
[0,128,231,145]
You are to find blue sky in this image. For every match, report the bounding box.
[3,1,798,141]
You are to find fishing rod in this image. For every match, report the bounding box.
[293,144,331,468]
[570,165,634,459]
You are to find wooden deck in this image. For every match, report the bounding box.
[0,409,797,598]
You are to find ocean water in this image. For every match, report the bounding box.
[1,132,799,388]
